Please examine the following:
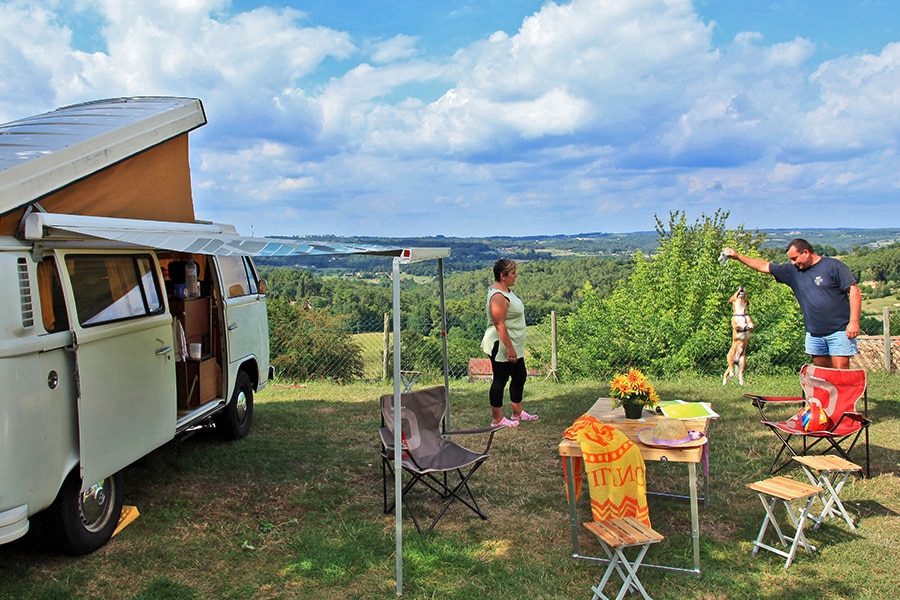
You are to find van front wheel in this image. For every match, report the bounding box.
[216,370,254,440]
[40,468,124,555]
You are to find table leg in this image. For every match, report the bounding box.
[564,455,580,556]
[688,462,700,572]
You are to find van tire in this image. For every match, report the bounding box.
[216,370,254,440]
[39,468,124,555]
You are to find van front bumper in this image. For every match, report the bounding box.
[0,504,29,545]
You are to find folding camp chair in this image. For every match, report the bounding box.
[744,365,871,477]
[380,386,502,533]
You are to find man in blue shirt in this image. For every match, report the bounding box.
[723,238,861,369]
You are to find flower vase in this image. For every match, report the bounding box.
[623,403,644,420]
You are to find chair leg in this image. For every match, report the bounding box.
[385,459,490,534]
[747,477,820,569]
[381,456,428,534]
[796,459,859,531]
[422,464,489,533]
[382,454,390,514]
[781,496,818,568]
[822,472,856,530]
[614,544,653,600]
[768,430,798,474]
[864,427,870,478]
[751,495,787,555]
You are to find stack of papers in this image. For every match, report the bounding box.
[655,400,719,420]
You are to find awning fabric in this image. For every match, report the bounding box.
[23,212,449,262]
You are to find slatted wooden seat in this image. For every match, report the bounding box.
[583,517,664,600]
[746,476,823,569]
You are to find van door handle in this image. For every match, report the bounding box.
[156,345,173,356]
[227,323,239,331]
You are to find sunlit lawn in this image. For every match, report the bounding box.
[2,373,900,599]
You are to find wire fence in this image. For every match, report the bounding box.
[268,312,556,386]
[268,308,900,385]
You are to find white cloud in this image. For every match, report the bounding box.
[369,34,419,64]
[2,0,900,236]
[803,43,900,151]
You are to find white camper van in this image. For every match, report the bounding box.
[0,98,273,554]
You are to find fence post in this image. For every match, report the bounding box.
[884,307,892,372]
[383,312,390,380]
[549,310,559,381]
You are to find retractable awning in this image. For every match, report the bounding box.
[23,212,450,262]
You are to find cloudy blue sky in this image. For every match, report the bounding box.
[2,0,899,238]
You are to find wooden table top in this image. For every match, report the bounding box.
[559,397,710,464]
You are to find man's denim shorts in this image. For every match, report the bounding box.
[805,330,858,357]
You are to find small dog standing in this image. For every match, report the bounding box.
[723,285,754,385]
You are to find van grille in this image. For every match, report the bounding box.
[17,257,34,328]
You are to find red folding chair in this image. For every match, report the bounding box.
[744,365,871,477]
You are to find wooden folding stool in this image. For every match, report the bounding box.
[746,476,823,569]
[584,517,664,600]
[793,455,862,531]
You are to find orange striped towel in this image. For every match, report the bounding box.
[563,414,650,526]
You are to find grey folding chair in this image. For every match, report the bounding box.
[380,386,503,533]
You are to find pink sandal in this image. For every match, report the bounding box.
[511,410,538,422]
[492,416,519,428]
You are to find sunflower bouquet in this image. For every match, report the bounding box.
[609,368,660,409]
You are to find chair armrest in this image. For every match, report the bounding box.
[445,425,504,436]
[834,411,871,427]
[744,394,804,408]
[444,425,503,454]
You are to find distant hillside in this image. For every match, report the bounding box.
[754,228,900,252]
[256,228,900,273]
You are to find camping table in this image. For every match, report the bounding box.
[559,397,710,576]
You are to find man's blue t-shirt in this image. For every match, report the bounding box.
[769,257,856,337]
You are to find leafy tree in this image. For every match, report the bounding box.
[556,210,805,379]
[266,299,364,383]
[843,242,900,283]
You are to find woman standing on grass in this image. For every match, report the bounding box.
[481,258,538,427]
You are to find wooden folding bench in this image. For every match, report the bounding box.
[583,517,664,600]
[746,476,823,569]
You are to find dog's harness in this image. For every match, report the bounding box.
[734,314,752,333]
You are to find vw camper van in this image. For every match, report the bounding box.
[0,98,272,554]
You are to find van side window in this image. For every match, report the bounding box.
[37,257,70,333]
[68,254,163,326]
[218,256,259,298]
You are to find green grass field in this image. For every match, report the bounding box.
[2,374,900,599]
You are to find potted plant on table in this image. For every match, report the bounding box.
[610,368,659,419]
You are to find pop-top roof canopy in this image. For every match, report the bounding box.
[0,97,206,213]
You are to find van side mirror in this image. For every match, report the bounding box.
[257,279,267,295]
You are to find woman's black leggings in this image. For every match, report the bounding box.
[489,342,527,408]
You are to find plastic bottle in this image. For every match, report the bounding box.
[185,260,200,299]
